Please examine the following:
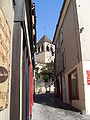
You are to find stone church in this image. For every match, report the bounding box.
[35,35,55,93]
[36,35,55,64]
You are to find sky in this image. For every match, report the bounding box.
[32,0,64,42]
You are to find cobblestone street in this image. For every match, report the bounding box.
[32,93,90,120]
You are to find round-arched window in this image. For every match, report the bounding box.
[50,47,53,52]
[38,46,40,53]
[46,45,49,51]
[50,47,54,56]
[41,44,44,52]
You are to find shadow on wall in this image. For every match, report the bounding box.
[34,93,80,113]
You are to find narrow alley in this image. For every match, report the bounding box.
[32,93,90,120]
[1,0,90,120]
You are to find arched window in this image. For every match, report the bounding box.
[52,51,54,56]
[46,45,49,51]
[38,46,40,53]
[50,47,53,52]
[50,47,54,56]
[41,44,44,52]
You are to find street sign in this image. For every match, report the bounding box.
[86,70,90,85]
[0,66,8,83]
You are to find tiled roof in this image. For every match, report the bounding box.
[37,35,52,45]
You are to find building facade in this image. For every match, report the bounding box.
[53,0,90,114]
[0,0,36,120]
[35,35,55,93]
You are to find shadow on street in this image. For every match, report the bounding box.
[34,93,80,112]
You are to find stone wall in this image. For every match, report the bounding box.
[0,1,14,120]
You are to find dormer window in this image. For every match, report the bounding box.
[46,45,49,51]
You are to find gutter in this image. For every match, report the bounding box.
[53,0,70,44]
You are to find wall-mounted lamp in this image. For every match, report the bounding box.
[80,27,84,33]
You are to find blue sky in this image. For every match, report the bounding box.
[32,0,64,42]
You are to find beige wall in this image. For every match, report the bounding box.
[62,0,82,73]
[54,0,89,113]
[54,0,90,114]
[65,62,85,111]
[55,48,61,75]
[55,0,82,76]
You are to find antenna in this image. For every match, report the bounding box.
[43,25,46,34]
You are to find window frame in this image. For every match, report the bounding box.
[68,68,79,101]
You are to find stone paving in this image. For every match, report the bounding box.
[32,93,90,120]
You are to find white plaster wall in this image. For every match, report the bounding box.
[76,0,90,114]
[45,42,55,63]
[36,52,45,63]
[36,41,55,64]
[36,42,45,63]
[82,61,90,114]
[76,0,90,60]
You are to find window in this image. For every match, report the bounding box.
[38,46,40,53]
[62,49,66,69]
[50,47,53,51]
[32,15,34,25]
[41,44,44,52]
[60,27,63,45]
[52,51,54,56]
[50,47,54,56]
[56,40,59,50]
[46,45,49,51]
[56,39,60,53]
[68,69,79,101]
[71,71,79,100]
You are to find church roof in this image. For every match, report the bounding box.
[37,35,52,45]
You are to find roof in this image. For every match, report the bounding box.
[37,35,52,45]
[53,0,66,44]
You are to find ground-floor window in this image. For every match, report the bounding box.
[68,69,79,101]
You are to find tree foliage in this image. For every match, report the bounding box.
[40,61,55,84]
[35,66,40,80]
[35,61,55,93]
